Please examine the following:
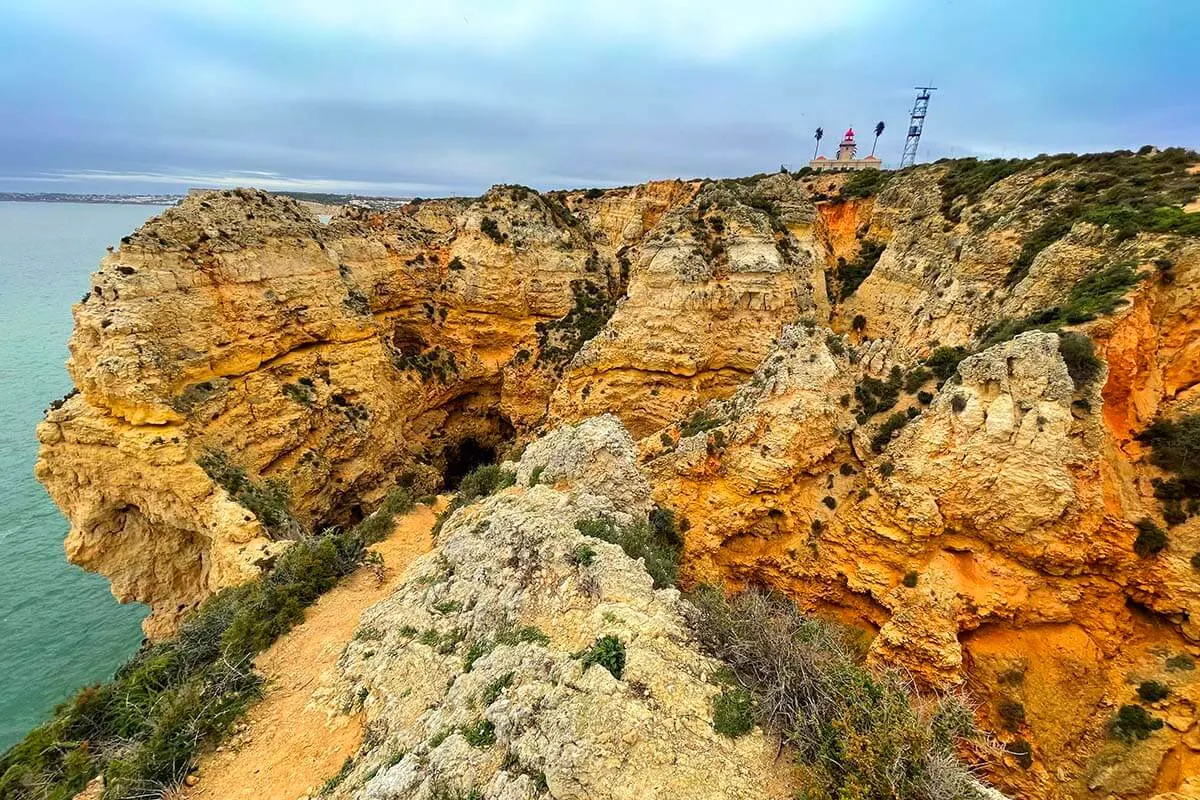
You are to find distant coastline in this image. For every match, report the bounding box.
[0,189,413,211]
[0,192,181,206]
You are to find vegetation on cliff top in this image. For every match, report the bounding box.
[430,463,517,538]
[0,488,416,800]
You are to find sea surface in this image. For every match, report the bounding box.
[0,203,164,751]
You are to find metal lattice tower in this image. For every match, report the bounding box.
[900,86,936,168]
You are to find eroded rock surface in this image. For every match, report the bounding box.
[327,417,792,800]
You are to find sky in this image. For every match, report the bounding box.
[1,0,1197,197]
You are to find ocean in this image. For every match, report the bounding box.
[0,202,162,751]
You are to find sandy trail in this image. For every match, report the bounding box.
[179,501,439,800]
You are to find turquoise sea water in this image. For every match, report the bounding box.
[0,203,164,751]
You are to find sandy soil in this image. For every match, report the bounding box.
[179,501,440,800]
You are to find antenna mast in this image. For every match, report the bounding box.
[900,86,936,168]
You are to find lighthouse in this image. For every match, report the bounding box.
[837,128,858,161]
[809,125,882,172]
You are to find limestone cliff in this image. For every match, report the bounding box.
[36,148,1200,797]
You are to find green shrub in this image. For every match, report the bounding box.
[1009,738,1034,770]
[854,369,902,420]
[480,217,505,243]
[870,412,908,453]
[879,461,895,478]
[198,450,299,539]
[980,264,1142,351]
[681,409,723,438]
[838,240,886,300]
[528,466,545,486]
[481,673,514,706]
[951,394,968,413]
[575,515,679,589]
[901,571,918,588]
[535,280,615,369]
[1136,680,1169,702]
[353,487,416,544]
[1008,215,1074,285]
[998,699,1026,731]
[461,640,492,673]
[939,158,1027,221]
[712,687,755,738]
[282,381,316,406]
[1058,332,1103,386]
[461,719,496,749]
[689,586,979,800]
[392,346,459,383]
[1192,552,1200,570]
[495,625,550,648]
[1109,704,1163,744]
[0,483,411,800]
[576,635,626,679]
[926,346,968,382]
[825,334,846,357]
[1133,517,1168,558]
[1140,415,1200,525]
[1138,416,1200,481]
[841,170,893,199]
[917,390,933,405]
[1166,654,1195,671]
[821,496,836,510]
[839,463,856,476]
[851,314,867,332]
[903,367,930,394]
[571,544,596,566]
[432,464,516,538]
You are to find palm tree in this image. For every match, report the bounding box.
[813,127,824,160]
[870,121,885,157]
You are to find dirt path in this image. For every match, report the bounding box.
[180,502,440,800]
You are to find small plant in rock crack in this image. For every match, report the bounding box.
[575,635,626,679]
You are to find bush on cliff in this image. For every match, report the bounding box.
[837,239,886,300]
[840,169,892,200]
[1057,332,1104,386]
[1138,414,1200,524]
[576,510,680,589]
[430,463,516,538]
[689,586,981,800]
[197,450,299,539]
[978,263,1142,351]
[535,280,615,370]
[0,488,415,800]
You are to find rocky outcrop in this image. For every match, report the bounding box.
[35,149,1200,797]
[547,177,828,437]
[643,318,1200,796]
[35,186,699,634]
[326,417,792,800]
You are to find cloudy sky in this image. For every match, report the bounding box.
[1,0,1197,196]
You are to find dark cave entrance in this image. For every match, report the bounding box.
[442,437,501,489]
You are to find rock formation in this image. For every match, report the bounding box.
[35,148,1200,797]
[326,416,792,800]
